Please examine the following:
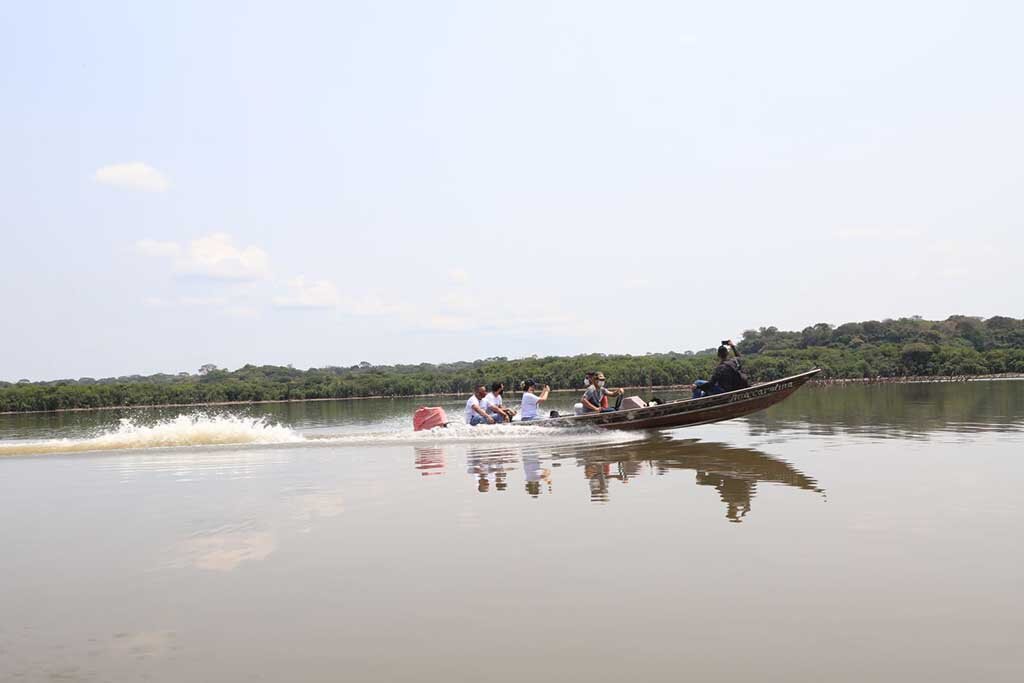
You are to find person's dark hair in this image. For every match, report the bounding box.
[522,379,536,391]
[491,382,503,393]
[475,383,487,391]
[717,345,729,359]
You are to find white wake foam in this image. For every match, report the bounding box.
[0,414,305,456]
[0,413,647,457]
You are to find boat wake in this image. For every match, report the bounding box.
[309,421,646,446]
[0,414,645,457]
[0,414,305,457]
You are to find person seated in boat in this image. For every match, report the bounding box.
[482,382,513,422]
[465,384,499,425]
[519,379,551,421]
[694,340,751,397]
[581,372,625,413]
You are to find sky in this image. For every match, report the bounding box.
[2,0,1022,381]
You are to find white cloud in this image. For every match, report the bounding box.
[273,277,341,309]
[338,294,408,317]
[428,314,472,332]
[448,268,470,284]
[834,228,922,241]
[178,233,269,281]
[136,240,181,258]
[225,305,260,319]
[622,278,652,290]
[420,301,591,338]
[136,233,269,281]
[94,162,169,192]
[178,296,229,307]
[929,239,959,255]
[439,291,474,313]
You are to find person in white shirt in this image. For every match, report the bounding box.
[519,379,550,421]
[465,384,497,425]
[482,382,513,422]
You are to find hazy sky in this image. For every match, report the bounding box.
[3,0,1021,381]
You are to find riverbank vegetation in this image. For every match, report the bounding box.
[3,315,1023,413]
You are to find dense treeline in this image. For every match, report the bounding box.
[2,315,1023,413]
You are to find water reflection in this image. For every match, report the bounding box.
[467,447,517,492]
[174,527,277,572]
[427,439,823,521]
[522,448,553,497]
[414,447,446,476]
[636,439,824,522]
[569,440,823,520]
[746,381,1024,439]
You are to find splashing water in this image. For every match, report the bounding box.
[0,414,305,457]
[0,412,649,457]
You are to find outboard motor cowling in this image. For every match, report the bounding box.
[413,406,448,431]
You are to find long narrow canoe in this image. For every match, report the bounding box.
[520,368,821,431]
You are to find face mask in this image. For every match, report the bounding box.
[597,380,606,388]
[584,378,591,387]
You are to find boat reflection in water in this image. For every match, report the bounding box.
[635,439,824,522]
[418,438,823,522]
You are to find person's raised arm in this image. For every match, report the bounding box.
[538,385,550,402]
[728,340,741,358]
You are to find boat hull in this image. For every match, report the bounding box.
[520,369,821,431]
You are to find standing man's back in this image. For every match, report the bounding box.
[709,340,750,392]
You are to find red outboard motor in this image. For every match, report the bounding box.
[413,406,448,431]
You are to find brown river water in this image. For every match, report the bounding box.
[1,381,1022,682]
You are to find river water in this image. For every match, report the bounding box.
[1,381,1022,682]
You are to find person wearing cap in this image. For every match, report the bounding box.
[519,380,550,421]
[580,372,624,413]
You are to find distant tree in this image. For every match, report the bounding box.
[4,315,1024,412]
[901,343,934,374]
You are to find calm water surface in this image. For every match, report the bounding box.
[1,382,1022,682]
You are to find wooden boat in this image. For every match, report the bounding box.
[518,368,821,431]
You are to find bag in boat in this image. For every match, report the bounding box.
[413,406,448,431]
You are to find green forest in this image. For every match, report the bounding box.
[2,315,1023,413]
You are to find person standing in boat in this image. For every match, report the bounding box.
[698,340,751,395]
[519,380,550,421]
[466,384,498,425]
[581,372,624,413]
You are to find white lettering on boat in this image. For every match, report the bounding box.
[728,381,794,403]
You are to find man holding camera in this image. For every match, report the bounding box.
[706,340,751,393]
